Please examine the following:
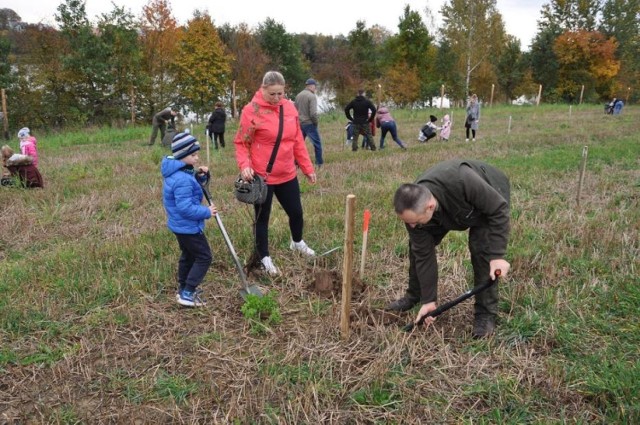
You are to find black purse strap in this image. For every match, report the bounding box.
[265,105,284,179]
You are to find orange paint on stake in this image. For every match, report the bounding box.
[359,209,371,279]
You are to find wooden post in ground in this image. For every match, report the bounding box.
[340,194,356,339]
[490,84,495,107]
[579,85,585,104]
[1,89,8,140]
[626,87,631,104]
[577,146,589,207]
[508,116,512,134]
[205,129,210,166]
[232,80,237,118]
[130,86,135,124]
[569,105,572,117]
[377,84,382,106]
[440,84,444,109]
[536,84,543,106]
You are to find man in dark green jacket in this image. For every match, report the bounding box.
[387,159,511,338]
[149,107,177,146]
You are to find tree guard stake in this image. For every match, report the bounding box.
[359,209,371,279]
[577,145,588,206]
[340,195,356,339]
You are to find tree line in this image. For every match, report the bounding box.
[0,0,637,131]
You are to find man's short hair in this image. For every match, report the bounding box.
[358,89,365,96]
[393,183,432,214]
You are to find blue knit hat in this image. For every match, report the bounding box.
[171,132,200,160]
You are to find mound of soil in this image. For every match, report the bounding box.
[309,269,366,301]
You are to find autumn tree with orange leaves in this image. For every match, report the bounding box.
[173,11,232,121]
[553,30,619,101]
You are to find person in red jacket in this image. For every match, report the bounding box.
[234,71,317,276]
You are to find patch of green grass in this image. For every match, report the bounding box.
[47,404,81,424]
[151,370,198,405]
[350,381,401,410]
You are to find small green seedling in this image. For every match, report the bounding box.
[241,292,282,335]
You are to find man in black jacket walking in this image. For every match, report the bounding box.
[387,159,511,338]
[344,89,376,152]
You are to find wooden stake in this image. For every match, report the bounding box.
[569,105,572,117]
[508,116,512,134]
[232,80,237,118]
[205,129,210,167]
[576,146,588,206]
[359,209,371,279]
[490,84,495,107]
[130,86,135,124]
[536,84,542,106]
[440,84,444,109]
[1,89,8,140]
[579,85,585,104]
[377,84,382,106]
[626,87,631,104]
[340,194,356,339]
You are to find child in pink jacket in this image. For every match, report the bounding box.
[18,127,39,167]
[440,114,451,141]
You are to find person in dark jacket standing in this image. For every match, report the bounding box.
[207,101,227,149]
[149,107,177,146]
[386,159,511,338]
[344,89,377,152]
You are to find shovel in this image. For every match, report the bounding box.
[201,184,264,299]
[402,269,501,332]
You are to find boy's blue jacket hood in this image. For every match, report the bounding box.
[161,156,211,234]
[161,155,187,178]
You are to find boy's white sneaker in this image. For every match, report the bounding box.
[290,240,316,257]
[260,256,280,276]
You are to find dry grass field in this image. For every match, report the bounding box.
[0,104,638,423]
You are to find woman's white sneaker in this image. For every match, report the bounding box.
[290,240,316,257]
[260,256,280,276]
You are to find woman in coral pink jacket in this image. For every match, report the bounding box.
[234,71,317,276]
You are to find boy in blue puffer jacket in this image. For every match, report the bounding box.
[161,132,217,307]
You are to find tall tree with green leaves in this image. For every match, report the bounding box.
[97,6,142,123]
[440,0,506,98]
[256,19,308,92]
[433,39,464,101]
[139,0,180,118]
[347,20,380,87]
[495,36,527,102]
[384,6,434,102]
[173,11,232,120]
[600,0,640,100]
[56,0,125,125]
[539,0,601,32]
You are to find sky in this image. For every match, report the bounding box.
[4,0,547,49]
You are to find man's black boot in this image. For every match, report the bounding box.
[472,314,496,338]
[385,296,419,312]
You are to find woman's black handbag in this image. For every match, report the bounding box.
[234,105,284,205]
[234,174,268,204]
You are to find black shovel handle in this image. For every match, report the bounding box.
[402,269,501,332]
